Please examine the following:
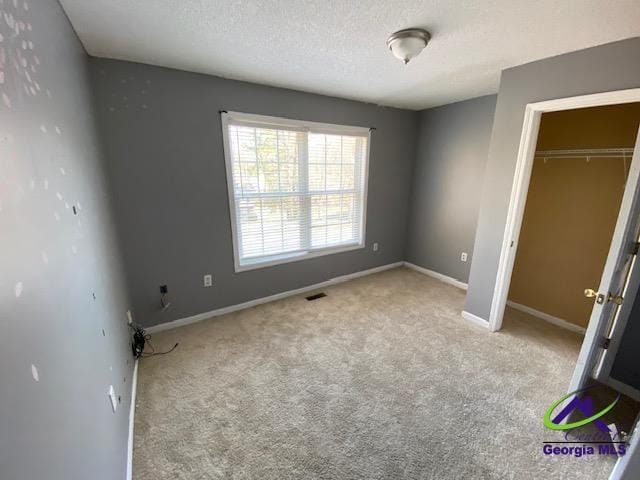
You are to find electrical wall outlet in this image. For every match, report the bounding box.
[373,242,379,252]
[204,274,213,287]
[108,385,118,413]
[126,310,133,324]
[461,252,468,262]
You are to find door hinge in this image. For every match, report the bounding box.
[602,337,611,349]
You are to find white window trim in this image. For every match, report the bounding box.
[221,111,371,273]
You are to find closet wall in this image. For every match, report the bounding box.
[508,103,640,329]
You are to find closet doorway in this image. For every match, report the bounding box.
[507,103,640,339]
[500,100,640,394]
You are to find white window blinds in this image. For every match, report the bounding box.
[222,112,369,271]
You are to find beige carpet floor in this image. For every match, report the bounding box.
[133,267,617,479]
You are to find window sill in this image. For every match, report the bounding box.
[235,242,365,273]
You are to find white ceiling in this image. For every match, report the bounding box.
[59,0,640,110]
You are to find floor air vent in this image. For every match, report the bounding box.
[305,292,327,301]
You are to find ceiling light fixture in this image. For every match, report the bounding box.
[386,28,431,64]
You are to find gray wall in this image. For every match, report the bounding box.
[465,37,640,320]
[406,95,496,283]
[89,58,418,328]
[0,2,133,480]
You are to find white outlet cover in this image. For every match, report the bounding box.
[204,274,213,287]
[108,385,117,413]
[373,242,379,251]
[461,252,468,262]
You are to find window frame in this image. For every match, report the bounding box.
[221,111,370,272]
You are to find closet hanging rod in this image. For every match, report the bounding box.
[535,148,634,158]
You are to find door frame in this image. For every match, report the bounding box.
[488,88,640,333]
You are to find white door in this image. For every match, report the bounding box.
[569,127,640,394]
[610,420,640,479]
[594,247,640,400]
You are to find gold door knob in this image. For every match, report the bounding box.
[584,288,623,305]
[608,294,624,305]
[585,288,606,304]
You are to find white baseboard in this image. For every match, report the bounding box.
[403,262,468,290]
[462,310,490,329]
[126,360,139,480]
[506,300,586,335]
[146,262,404,334]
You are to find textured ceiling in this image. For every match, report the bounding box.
[59,0,640,110]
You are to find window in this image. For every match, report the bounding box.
[221,111,370,271]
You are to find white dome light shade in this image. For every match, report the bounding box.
[386,28,431,64]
